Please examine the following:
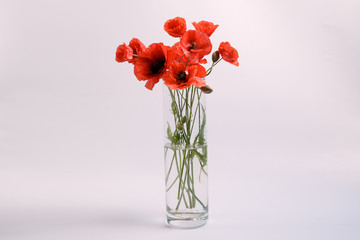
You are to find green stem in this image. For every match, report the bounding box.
[186,157,193,208]
[165,153,176,184]
[177,150,186,200]
[190,157,196,207]
[188,186,206,209]
[166,175,179,192]
[206,57,222,76]
[166,86,207,210]
[176,150,191,210]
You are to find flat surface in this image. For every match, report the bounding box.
[1,0,360,239]
[1,138,359,239]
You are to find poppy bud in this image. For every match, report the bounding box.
[176,123,184,131]
[200,85,213,94]
[181,115,187,123]
[212,51,220,62]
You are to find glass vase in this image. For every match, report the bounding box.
[163,85,208,229]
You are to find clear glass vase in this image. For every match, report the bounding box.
[163,85,208,229]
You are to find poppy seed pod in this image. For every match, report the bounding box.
[176,123,184,131]
[212,51,220,62]
[200,85,213,94]
[181,115,187,123]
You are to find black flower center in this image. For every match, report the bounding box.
[151,59,165,74]
[177,71,187,81]
[188,42,196,51]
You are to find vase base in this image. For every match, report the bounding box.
[166,211,208,229]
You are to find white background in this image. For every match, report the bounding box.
[1,0,360,239]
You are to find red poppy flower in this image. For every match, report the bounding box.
[163,61,206,90]
[168,42,208,65]
[192,21,219,37]
[180,30,212,63]
[134,43,170,90]
[128,38,146,64]
[218,42,239,66]
[115,43,133,63]
[164,17,187,38]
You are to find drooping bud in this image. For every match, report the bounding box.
[176,123,184,131]
[212,51,220,62]
[200,85,213,94]
[181,115,187,123]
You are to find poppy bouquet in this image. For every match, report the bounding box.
[115,16,238,90]
[115,17,238,227]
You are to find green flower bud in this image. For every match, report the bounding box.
[176,123,184,131]
[181,115,187,123]
[200,85,213,94]
[212,51,220,62]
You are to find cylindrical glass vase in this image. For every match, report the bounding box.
[163,85,208,229]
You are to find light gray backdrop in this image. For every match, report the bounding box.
[1,0,359,239]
